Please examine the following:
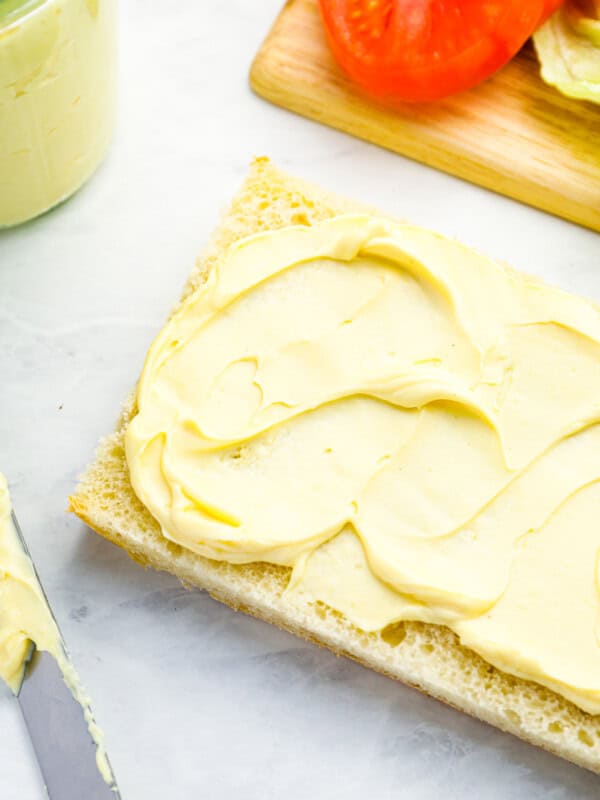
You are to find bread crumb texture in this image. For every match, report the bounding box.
[70,157,600,773]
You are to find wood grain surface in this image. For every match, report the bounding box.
[250,0,600,232]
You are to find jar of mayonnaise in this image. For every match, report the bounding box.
[0,0,117,227]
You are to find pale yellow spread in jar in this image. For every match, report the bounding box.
[126,215,600,714]
[0,0,116,227]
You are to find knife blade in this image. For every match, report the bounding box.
[19,649,121,800]
[11,512,121,799]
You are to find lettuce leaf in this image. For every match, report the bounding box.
[533,1,600,103]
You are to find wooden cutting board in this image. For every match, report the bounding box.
[250,0,600,232]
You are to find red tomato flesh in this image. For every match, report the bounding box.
[319,0,565,102]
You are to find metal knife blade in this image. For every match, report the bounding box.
[11,512,121,799]
[19,650,120,800]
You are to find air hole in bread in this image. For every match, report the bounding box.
[578,729,594,747]
[548,721,564,734]
[291,212,309,226]
[381,623,406,648]
[505,709,521,726]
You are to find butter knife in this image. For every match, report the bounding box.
[12,511,121,800]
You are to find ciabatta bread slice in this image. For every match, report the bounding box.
[70,158,600,774]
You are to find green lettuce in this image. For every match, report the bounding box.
[533,1,600,103]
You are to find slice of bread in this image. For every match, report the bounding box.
[70,158,600,774]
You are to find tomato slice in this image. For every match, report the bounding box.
[319,0,565,102]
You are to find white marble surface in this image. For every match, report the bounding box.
[1,1,600,798]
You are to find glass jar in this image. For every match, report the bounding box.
[0,0,117,227]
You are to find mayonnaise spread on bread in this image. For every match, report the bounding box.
[0,0,116,227]
[126,215,600,714]
[0,473,111,781]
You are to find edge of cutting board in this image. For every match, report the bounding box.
[250,0,600,233]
